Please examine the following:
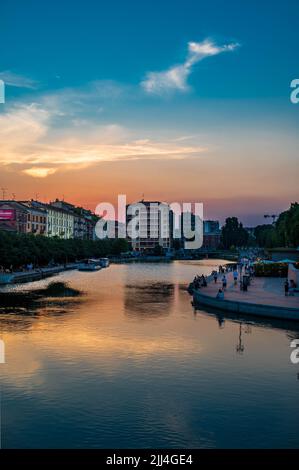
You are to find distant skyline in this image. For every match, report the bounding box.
[0,0,298,225]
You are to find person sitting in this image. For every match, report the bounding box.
[216,289,225,300]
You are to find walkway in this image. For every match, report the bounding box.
[203,271,299,309]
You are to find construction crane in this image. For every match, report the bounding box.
[264,214,278,224]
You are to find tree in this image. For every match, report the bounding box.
[153,244,164,256]
[0,231,129,269]
[276,202,299,247]
[252,203,299,248]
[110,238,129,255]
[254,224,277,248]
[221,217,249,249]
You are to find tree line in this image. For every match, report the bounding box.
[0,231,129,269]
[220,203,299,250]
[254,203,299,249]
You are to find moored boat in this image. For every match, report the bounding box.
[99,258,110,268]
[78,259,102,272]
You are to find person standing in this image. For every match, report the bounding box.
[284,280,289,296]
[216,288,224,300]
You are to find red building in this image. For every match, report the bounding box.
[0,201,28,233]
[0,201,47,235]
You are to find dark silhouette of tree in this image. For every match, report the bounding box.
[0,231,129,269]
[221,217,249,249]
[254,203,299,248]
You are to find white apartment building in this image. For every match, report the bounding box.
[126,201,171,252]
[30,201,74,239]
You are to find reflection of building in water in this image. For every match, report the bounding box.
[124,282,174,318]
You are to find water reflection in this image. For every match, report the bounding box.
[193,301,299,357]
[0,281,82,331]
[1,261,299,448]
[124,282,174,318]
[197,304,299,331]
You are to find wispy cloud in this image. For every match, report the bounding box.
[0,70,39,89]
[23,167,57,178]
[141,39,239,95]
[0,97,206,177]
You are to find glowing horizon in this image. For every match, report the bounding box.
[0,1,298,226]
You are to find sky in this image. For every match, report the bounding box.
[0,0,298,225]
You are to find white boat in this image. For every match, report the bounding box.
[99,258,110,268]
[78,259,102,272]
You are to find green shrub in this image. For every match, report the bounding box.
[254,262,299,277]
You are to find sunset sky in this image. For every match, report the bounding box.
[0,0,298,225]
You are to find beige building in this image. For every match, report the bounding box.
[25,206,47,235]
[46,205,74,239]
[29,201,74,239]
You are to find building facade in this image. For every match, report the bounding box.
[50,200,97,239]
[29,201,74,239]
[20,201,47,235]
[202,220,221,250]
[0,199,100,240]
[204,220,220,234]
[126,201,172,252]
[0,201,28,233]
[0,200,47,235]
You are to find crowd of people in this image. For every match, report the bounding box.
[192,274,208,290]
[191,258,298,301]
[190,261,257,301]
[0,263,36,274]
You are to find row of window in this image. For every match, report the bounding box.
[27,214,46,223]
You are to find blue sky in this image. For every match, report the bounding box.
[1,0,298,98]
[0,0,298,224]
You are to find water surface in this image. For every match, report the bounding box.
[1,260,298,448]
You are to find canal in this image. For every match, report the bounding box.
[0,260,298,448]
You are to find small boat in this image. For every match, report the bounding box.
[99,258,110,268]
[78,259,102,272]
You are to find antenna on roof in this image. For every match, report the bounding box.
[1,187,7,200]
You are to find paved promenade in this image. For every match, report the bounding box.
[203,271,299,309]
